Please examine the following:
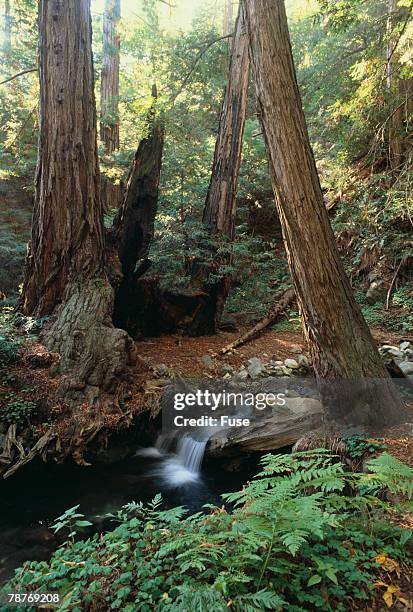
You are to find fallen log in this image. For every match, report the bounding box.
[217,288,295,355]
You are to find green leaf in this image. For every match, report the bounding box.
[400,530,412,546]
[325,569,338,584]
[307,575,322,586]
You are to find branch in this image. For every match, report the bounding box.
[0,67,37,86]
[171,33,233,104]
[386,259,404,311]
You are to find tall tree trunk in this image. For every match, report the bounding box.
[100,0,120,153]
[387,0,402,171]
[3,0,11,58]
[20,0,134,407]
[112,86,164,337]
[386,0,412,172]
[100,0,121,211]
[223,0,233,37]
[243,0,404,427]
[188,3,250,336]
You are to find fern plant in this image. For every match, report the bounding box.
[3,450,412,612]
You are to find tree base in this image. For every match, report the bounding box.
[45,278,137,408]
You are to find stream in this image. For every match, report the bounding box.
[0,432,261,585]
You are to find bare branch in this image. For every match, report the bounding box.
[171,33,233,103]
[0,67,38,86]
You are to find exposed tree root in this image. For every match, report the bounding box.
[2,427,55,479]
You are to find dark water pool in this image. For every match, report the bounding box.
[0,449,261,585]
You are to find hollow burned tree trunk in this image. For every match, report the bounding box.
[188,3,250,336]
[243,0,404,427]
[112,86,164,336]
[20,0,135,408]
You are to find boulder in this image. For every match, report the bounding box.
[399,362,413,377]
[201,354,214,369]
[208,397,323,454]
[298,355,310,369]
[247,357,266,379]
[366,280,386,304]
[232,368,248,382]
[379,345,405,360]
[284,358,299,370]
[221,363,235,376]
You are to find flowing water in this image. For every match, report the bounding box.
[0,430,260,585]
[137,432,212,487]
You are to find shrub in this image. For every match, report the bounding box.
[3,451,412,611]
[0,230,27,297]
[0,335,20,366]
[344,432,387,461]
[0,393,37,426]
[0,307,21,367]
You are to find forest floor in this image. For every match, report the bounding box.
[0,286,413,478]
[137,326,407,377]
[137,326,413,466]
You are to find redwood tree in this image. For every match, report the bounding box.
[21,0,134,405]
[112,86,165,336]
[100,0,120,153]
[189,3,250,335]
[100,0,121,211]
[243,0,403,426]
[3,0,11,57]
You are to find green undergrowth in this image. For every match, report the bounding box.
[0,306,46,427]
[0,306,22,368]
[3,451,412,612]
[355,285,413,333]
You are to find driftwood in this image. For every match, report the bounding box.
[386,258,404,310]
[218,288,295,355]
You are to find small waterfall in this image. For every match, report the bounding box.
[159,433,210,487]
[137,432,211,488]
[135,433,174,459]
[176,435,208,474]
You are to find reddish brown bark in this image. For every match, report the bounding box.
[112,87,164,336]
[243,0,403,426]
[189,3,250,335]
[100,0,120,154]
[20,0,134,407]
[21,0,105,316]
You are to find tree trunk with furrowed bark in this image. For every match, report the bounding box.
[243,0,404,427]
[100,0,120,154]
[188,3,250,336]
[20,0,135,408]
[100,0,121,211]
